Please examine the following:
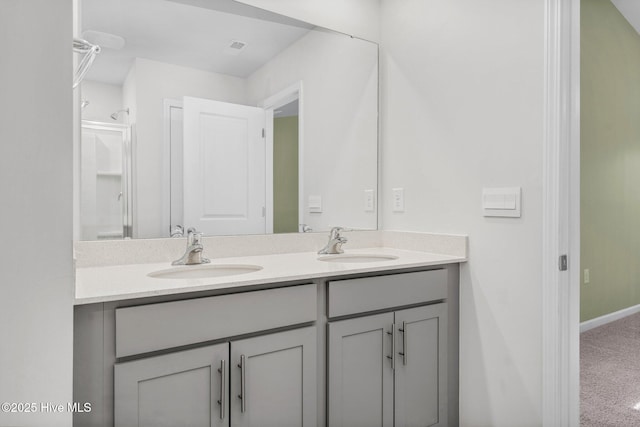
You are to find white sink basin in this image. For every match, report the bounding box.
[148,264,263,279]
[318,254,399,263]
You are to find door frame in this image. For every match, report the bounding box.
[261,82,304,233]
[542,0,580,425]
[163,98,183,237]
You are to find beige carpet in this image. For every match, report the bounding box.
[581,312,640,426]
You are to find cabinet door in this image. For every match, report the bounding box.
[394,304,448,427]
[328,312,395,427]
[230,326,316,427]
[114,343,229,427]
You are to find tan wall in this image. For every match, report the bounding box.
[273,116,299,233]
[581,0,640,321]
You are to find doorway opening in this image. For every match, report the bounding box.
[262,82,305,233]
[272,99,300,233]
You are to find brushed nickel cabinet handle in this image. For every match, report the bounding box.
[217,359,226,420]
[399,321,407,366]
[237,355,246,413]
[386,324,396,370]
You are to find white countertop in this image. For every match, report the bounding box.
[75,247,466,305]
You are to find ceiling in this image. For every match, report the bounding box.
[611,0,640,34]
[81,0,313,85]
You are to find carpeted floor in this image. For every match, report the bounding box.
[581,312,640,426]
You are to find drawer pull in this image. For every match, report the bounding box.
[217,359,226,420]
[237,355,246,413]
[386,325,396,370]
[399,321,407,366]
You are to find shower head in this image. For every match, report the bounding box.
[111,108,130,121]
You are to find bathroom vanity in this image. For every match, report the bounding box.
[73,236,464,427]
[71,0,468,424]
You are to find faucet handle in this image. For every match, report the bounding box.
[171,225,184,237]
[191,231,204,245]
[186,227,202,245]
[329,226,344,238]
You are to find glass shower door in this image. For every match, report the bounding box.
[80,121,132,240]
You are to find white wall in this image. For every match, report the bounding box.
[380,0,544,425]
[235,0,380,42]
[81,80,125,123]
[246,30,378,232]
[130,58,246,238]
[123,61,138,125]
[0,1,547,425]
[0,1,74,426]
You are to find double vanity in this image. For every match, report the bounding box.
[73,1,466,425]
[73,231,466,427]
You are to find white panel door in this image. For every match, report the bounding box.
[183,97,266,235]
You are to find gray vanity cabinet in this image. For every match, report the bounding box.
[328,305,447,427]
[394,304,448,427]
[114,326,316,427]
[108,284,318,427]
[328,303,447,427]
[114,343,229,427]
[327,312,395,427]
[327,269,450,427]
[75,268,459,427]
[230,326,317,427]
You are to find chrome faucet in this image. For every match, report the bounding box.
[318,227,348,255]
[170,225,184,237]
[172,228,210,265]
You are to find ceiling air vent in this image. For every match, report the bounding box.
[223,40,248,56]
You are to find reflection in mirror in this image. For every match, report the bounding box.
[77,0,378,240]
[79,121,132,240]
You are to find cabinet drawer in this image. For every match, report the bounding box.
[328,270,447,318]
[116,284,316,358]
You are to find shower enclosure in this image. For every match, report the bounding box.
[79,120,132,239]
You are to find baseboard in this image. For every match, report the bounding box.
[580,303,640,333]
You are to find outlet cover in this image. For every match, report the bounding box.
[392,188,404,212]
[308,195,322,213]
[364,189,375,212]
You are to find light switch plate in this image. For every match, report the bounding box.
[308,195,322,213]
[482,187,521,217]
[364,189,375,212]
[392,188,404,212]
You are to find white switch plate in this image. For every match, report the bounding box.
[364,189,375,212]
[308,195,322,213]
[482,187,521,217]
[392,188,404,212]
[584,269,590,284]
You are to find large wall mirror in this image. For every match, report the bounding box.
[76,0,378,240]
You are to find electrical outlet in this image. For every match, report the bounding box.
[584,269,590,284]
[392,188,404,212]
[364,189,375,212]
